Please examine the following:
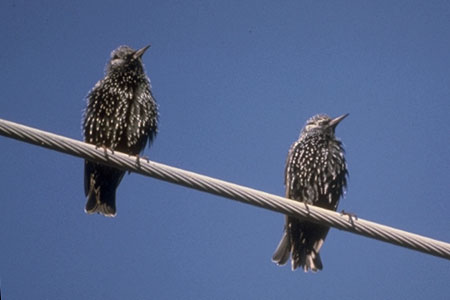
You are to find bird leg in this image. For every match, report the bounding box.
[130,154,150,173]
[340,209,358,225]
[303,201,310,214]
[94,144,112,158]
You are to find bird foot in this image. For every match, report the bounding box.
[95,145,113,157]
[341,209,358,224]
[131,154,149,171]
[304,202,310,214]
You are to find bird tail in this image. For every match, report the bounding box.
[84,161,124,217]
[85,181,117,217]
[272,230,291,266]
[291,238,324,272]
[272,218,328,272]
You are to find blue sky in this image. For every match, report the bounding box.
[1,0,449,299]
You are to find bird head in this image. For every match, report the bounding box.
[106,45,150,74]
[302,113,349,137]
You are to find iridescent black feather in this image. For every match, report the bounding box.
[272,114,348,272]
[82,45,158,217]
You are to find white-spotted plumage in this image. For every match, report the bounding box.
[272,114,348,272]
[82,45,158,217]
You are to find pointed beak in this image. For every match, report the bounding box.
[133,45,151,59]
[329,113,349,128]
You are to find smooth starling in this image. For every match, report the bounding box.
[272,113,348,272]
[82,45,158,217]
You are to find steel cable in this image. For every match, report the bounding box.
[0,118,449,260]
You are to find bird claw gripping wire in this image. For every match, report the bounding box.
[95,144,113,157]
[129,154,150,173]
[340,209,358,225]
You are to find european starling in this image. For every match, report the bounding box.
[272,113,348,272]
[82,45,158,217]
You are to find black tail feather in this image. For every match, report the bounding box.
[273,217,330,272]
[272,231,291,265]
[84,161,124,217]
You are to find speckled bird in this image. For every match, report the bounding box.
[272,113,348,272]
[82,45,158,217]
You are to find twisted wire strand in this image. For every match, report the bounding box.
[0,118,449,260]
